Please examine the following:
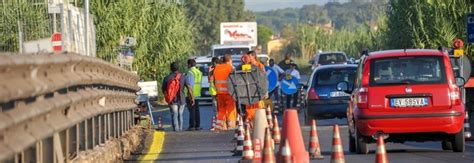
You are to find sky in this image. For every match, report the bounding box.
[245,0,349,12]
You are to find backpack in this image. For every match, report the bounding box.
[165,73,182,104]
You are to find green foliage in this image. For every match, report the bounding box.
[255,1,387,32]
[257,25,273,52]
[0,2,51,52]
[184,0,252,54]
[282,23,384,59]
[90,1,194,84]
[386,0,472,50]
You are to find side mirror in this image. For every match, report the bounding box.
[336,81,352,94]
[455,77,465,87]
[308,60,314,65]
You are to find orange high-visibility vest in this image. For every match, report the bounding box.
[214,63,233,94]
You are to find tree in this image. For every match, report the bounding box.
[184,0,250,55]
[257,25,273,53]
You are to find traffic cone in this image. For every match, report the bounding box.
[253,138,263,162]
[156,116,164,130]
[262,128,276,163]
[242,126,254,160]
[375,135,388,163]
[279,139,292,163]
[253,109,269,147]
[233,118,245,156]
[265,106,273,128]
[278,109,309,162]
[234,115,242,141]
[330,125,344,163]
[210,116,217,131]
[272,115,281,144]
[309,120,324,159]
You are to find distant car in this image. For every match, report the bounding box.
[195,56,213,104]
[311,52,348,70]
[338,49,466,154]
[303,64,357,122]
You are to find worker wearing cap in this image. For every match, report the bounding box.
[284,61,301,108]
[214,54,237,131]
[242,52,267,122]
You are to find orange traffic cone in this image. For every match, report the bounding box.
[266,106,273,128]
[309,120,324,159]
[330,125,344,163]
[272,115,281,144]
[242,126,254,160]
[279,139,292,163]
[253,138,263,162]
[156,116,164,131]
[210,115,217,131]
[278,109,309,162]
[262,128,275,163]
[233,118,245,156]
[234,115,242,141]
[375,136,388,163]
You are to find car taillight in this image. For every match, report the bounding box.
[307,87,319,100]
[449,87,461,106]
[357,87,368,108]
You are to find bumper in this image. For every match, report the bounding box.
[307,100,348,118]
[355,109,465,136]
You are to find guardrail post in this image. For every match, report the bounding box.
[36,141,43,163]
[98,115,102,145]
[92,117,96,147]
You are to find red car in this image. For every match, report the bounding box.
[337,49,466,154]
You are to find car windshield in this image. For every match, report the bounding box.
[213,48,249,57]
[370,56,446,85]
[319,53,347,65]
[196,62,210,76]
[315,67,356,86]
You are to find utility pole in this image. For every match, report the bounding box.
[84,0,89,56]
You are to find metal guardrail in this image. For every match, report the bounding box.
[0,53,140,162]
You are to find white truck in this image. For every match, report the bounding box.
[211,22,257,57]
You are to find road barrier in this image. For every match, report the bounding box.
[0,53,140,162]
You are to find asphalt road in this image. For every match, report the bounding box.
[145,105,474,163]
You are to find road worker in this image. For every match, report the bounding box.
[186,59,203,131]
[214,54,237,131]
[208,57,220,114]
[241,52,266,122]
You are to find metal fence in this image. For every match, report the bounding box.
[0,0,96,57]
[0,53,141,163]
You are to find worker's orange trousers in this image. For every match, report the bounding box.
[216,93,236,130]
[245,101,265,122]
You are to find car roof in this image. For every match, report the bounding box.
[313,64,357,72]
[367,49,446,60]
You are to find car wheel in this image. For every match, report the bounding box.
[355,125,369,154]
[452,128,465,152]
[349,131,356,153]
[441,141,452,150]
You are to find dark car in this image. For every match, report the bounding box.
[303,64,357,122]
[311,52,348,70]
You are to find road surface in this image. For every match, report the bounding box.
[129,104,474,163]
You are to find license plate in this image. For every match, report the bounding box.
[390,98,428,107]
[330,91,349,97]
